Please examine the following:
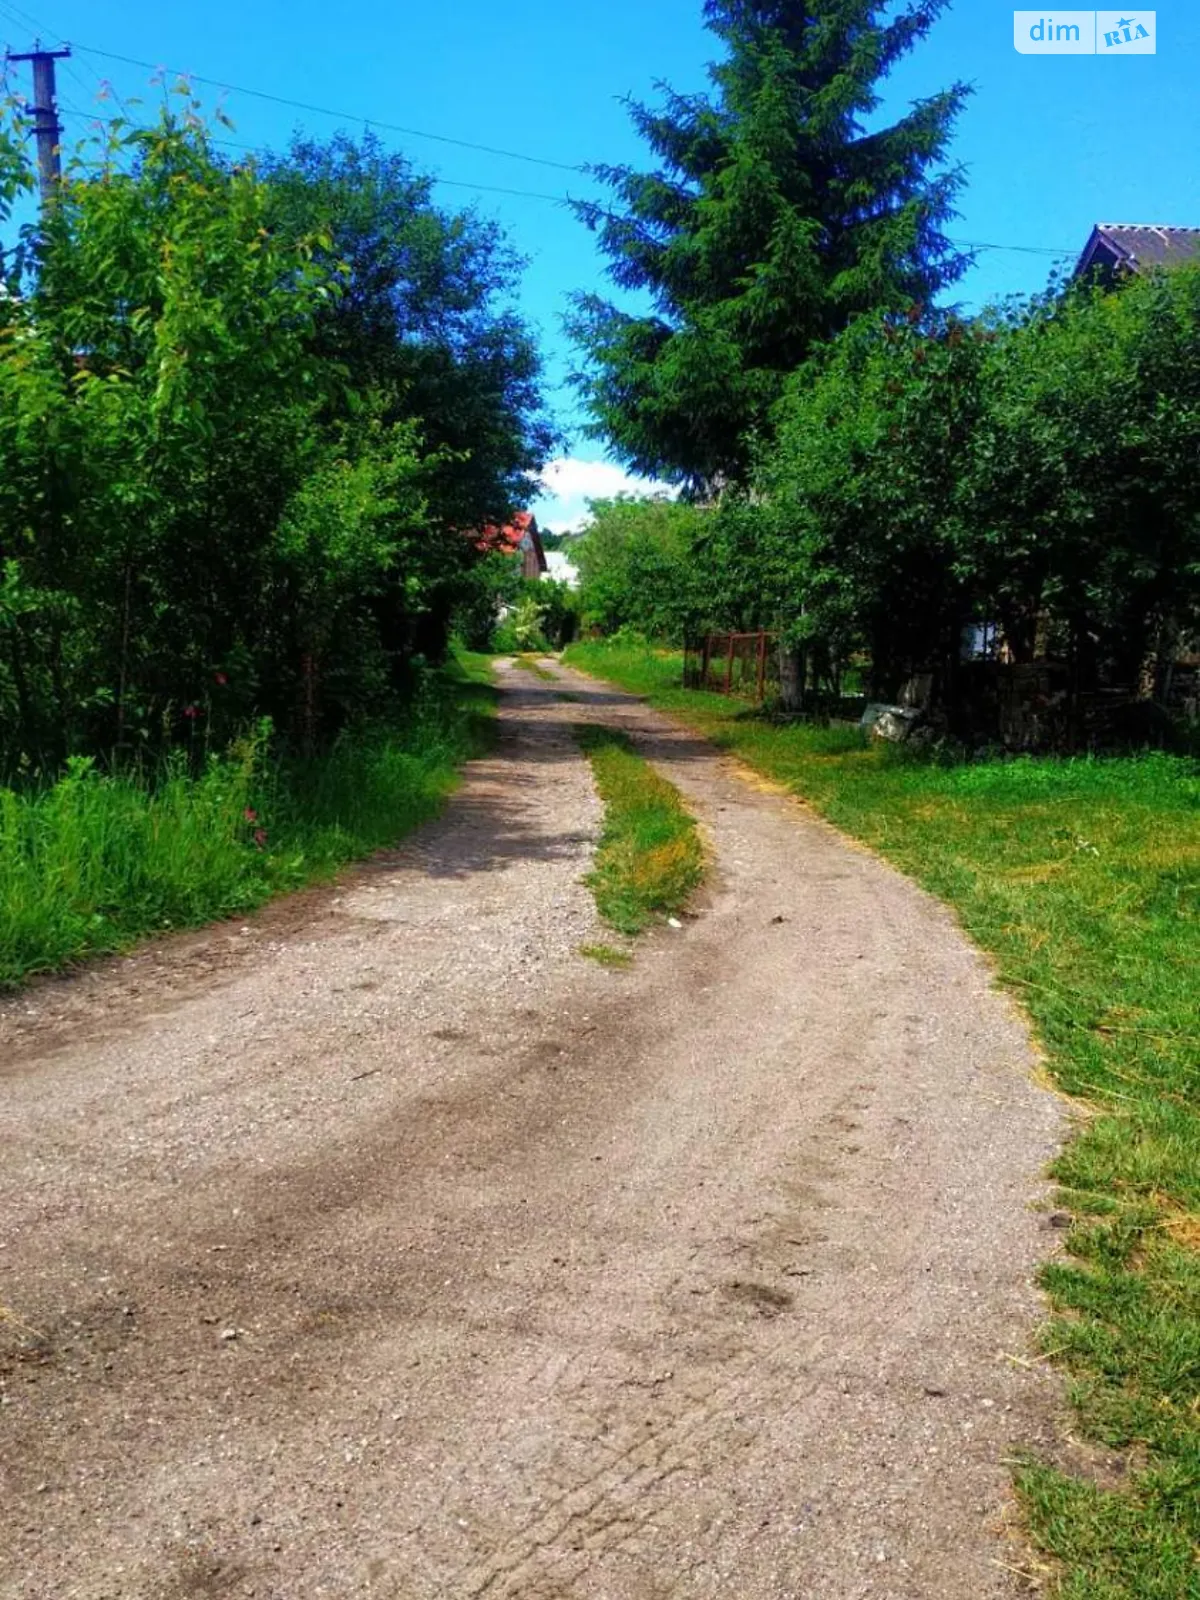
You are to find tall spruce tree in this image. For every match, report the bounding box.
[570,1,970,488]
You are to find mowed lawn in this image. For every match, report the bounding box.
[565,639,1200,1600]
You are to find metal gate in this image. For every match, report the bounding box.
[684,632,778,703]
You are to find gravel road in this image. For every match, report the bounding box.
[1,657,1064,1599]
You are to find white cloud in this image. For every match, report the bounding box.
[528,456,673,534]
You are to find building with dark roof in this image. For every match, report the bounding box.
[1073,224,1200,283]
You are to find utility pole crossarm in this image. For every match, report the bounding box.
[6,41,71,206]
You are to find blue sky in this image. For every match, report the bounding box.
[2,1,1196,528]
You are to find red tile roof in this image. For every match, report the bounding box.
[479,510,537,556]
[477,512,547,574]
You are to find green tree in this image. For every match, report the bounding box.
[742,267,1200,723]
[758,307,988,700]
[965,270,1200,696]
[573,497,709,641]
[0,97,562,774]
[261,133,554,532]
[0,104,335,766]
[571,0,969,487]
[269,412,433,747]
[451,551,524,652]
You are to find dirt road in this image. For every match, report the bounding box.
[1,659,1063,1599]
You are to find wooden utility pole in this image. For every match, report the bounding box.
[7,41,70,205]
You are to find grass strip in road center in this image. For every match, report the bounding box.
[511,654,558,682]
[574,723,704,938]
[564,637,1200,1600]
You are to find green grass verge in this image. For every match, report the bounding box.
[0,651,497,988]
[565,638,1200,1599]
[574,722,704,937]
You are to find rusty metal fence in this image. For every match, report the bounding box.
[684,632,778,703]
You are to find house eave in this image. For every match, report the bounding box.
[1073,226,1124,281]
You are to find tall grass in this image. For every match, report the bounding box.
[566,637,1200,1599]
[0,653,497,987]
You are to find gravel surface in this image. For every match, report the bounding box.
[1,658,1065,1599]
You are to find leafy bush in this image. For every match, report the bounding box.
[452,553,524,652]
[494,591,549,653]
[572,497,709,642]
[535,578,582,649]
[487,577,580,653]
[0,106,547,776]
[701,273,1200,712]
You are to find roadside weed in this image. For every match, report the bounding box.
[579,942,634,969]
[0,653,498,987]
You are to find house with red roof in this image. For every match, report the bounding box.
[478,511,547,581]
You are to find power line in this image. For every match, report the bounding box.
[57,103,573,204]
[45,37,1073,256]
[54,106,1081,249]
[0,0,137,137]
[0,0,61,44]
[71,42,587,175]
[431,177,570,203]
[53,107,1079,252]
[956,238,1072,258]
